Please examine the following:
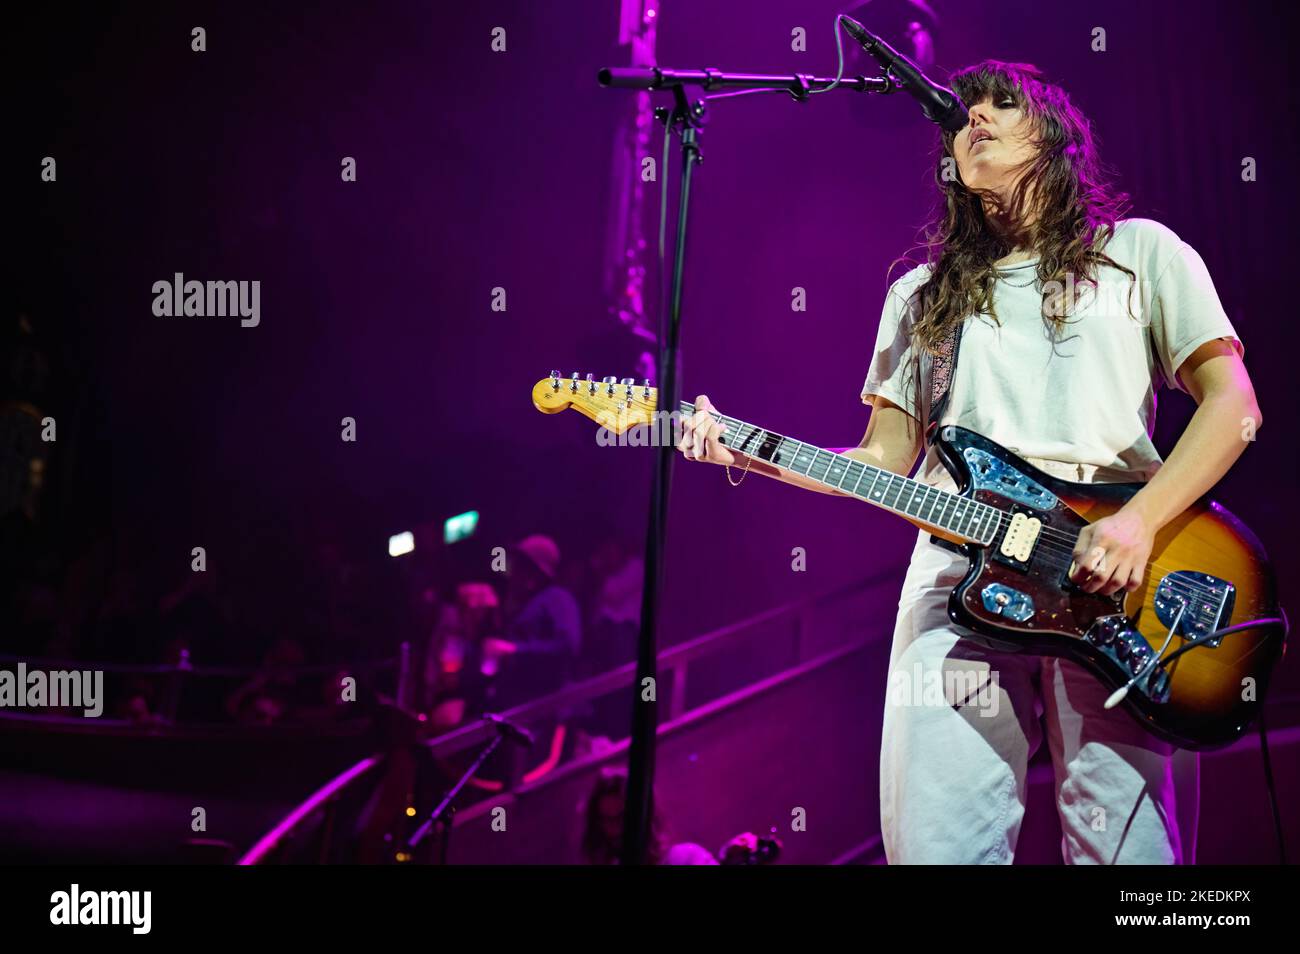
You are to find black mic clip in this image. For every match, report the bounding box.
[482,712,536,749]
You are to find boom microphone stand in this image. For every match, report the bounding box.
[597,62,902,866]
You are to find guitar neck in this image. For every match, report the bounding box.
[683,401,999,545]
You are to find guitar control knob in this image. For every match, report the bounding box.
[1093,618,1118,644]
[1115,637,1130,660]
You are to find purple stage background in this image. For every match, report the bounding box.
[9,0,1300,864]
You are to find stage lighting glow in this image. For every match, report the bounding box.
[388,531,415,557]
[444,510,479,544]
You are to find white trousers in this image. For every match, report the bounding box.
[879,462,1198,865]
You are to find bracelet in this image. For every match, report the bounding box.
[725,453,753,487]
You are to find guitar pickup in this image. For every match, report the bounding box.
[999,512,1042,561]
[991,507,1043,572]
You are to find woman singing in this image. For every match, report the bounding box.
[676,60,1259,864]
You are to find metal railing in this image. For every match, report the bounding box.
[423,569,893,759]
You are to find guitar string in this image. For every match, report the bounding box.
[696,405,1182,554]
[692,403,1183,558]
[701,405,1112,552]
[606,397,1230,604]
[713,428,1227,607]
[566,393,1225,606]
[673,405,1234,605]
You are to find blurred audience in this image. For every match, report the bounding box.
[225,638,308,725]
[6,512,652,741]
[584,536,643,674]
[422,581,497,732]
[484,534,582,709]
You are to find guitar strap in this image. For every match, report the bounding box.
[924,319,962,445]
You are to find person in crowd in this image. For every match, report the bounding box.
[580,767,777,865]
[483,534,582,708]
[424,581,499,731]
[224,637,308,725]
[584,536,643,674]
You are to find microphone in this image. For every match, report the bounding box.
[839,15,968,133]
[482,713,536,748]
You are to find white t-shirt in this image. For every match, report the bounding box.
[860,218,1243,482]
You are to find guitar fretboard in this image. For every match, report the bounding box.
[682,401,1000,545]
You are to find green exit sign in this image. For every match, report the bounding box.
[444,510,479,544]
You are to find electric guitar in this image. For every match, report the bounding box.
[532,372,1287,750]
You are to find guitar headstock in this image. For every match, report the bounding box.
[532,371,659,434]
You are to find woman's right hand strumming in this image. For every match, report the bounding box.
[676,394,737,466]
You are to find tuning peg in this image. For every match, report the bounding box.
[569,371,580,392]
[620,377,635,400]
[586,373,595,394]
[550,369,560,390]
[602,375,617,395]
[642,378,652,399]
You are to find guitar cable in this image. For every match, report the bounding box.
[1107,604,1290,864]
[1257,705,1287,865]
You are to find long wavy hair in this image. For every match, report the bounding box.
[580,767,668,865]
[896,60,1137,432]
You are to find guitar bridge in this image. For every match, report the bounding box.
[1154,572,1235,647]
